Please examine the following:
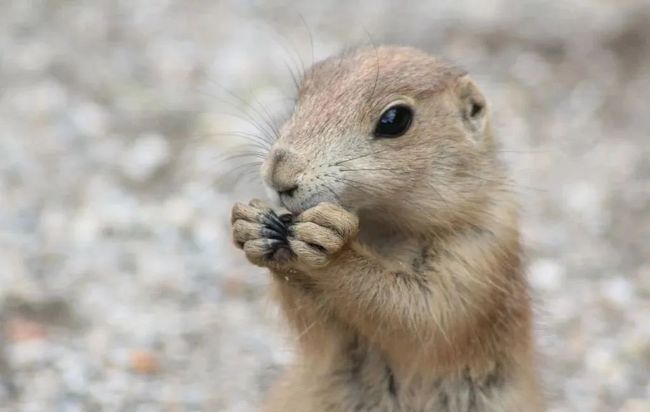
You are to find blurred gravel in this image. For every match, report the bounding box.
[0,1,649,411]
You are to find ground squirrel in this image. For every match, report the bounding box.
[230,46,542,411]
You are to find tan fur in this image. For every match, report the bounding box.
[231,47,542,411]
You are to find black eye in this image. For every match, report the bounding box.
[374,104,413,138]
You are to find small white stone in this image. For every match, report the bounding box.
[528,259,566,291]
[163,198,194,227]
[585,346,613,374]
[8,340,51,367]
[601,276,635,307]
[121,133,171,182]
[620,399,650,412]
[71,100,108,137]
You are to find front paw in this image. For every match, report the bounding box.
[288,203,359,269]
[231,199,294,268]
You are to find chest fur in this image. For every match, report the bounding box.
[317,337,506,412]
[358,229,428,266]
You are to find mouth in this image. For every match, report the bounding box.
[279,193,321,215]
[263,181,342,215]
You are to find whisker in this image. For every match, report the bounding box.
[249,96,285,139]
[361,25,380,118]
[255,19,307,93]
[213,131,272,151]
[295,319,319,342]
[316,176,343,205]
[298,13,315,76]
[215,161,263,187]
[339,167,406,173]
[333,147,394,166]
[199,85,280,143]
[495,149,554,154]
[458,171,546,193]
[324,176,371,196]
[216,151,267,163]
[428,183,452,209]
[333,140,431,166]
[325,174,385,194]
[196,99,277,146]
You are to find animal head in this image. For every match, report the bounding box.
[261,46,501,231]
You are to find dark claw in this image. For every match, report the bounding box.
[262,211,289,236]
[259,210,296,263]
[264,238,283,249]
[279,213,294,225]
[260,227,285,241]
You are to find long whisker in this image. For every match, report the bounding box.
[253,19,306,93]
[281,59,302,93]
[428,183,452,210]
[316,176,343,204]
[215,161,263,186]
[324,175,370,196]
[249,97,283,139]
[195,132,272,155]
[458,171,545,193]
[216,151,267,163]
[361,25,380,119]
[298,13,315,77]
[333,139,433,166]
[339,167,407,173]
[333,147,395,166]
[325,174,385,194]
[196,99,277,146]
[199,85,280,143]
[295,319,319,342]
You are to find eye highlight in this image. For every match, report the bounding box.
[374,104,413,138]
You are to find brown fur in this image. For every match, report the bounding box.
[231,46,542,411]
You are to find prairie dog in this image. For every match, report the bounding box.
[231,46,541,411]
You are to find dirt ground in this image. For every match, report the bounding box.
[0,1,649,411]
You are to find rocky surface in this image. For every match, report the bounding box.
[0,1,648,411]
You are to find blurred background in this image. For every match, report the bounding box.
[0,0,649,411]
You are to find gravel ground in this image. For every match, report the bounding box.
[0,1,649,411]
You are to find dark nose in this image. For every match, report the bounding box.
[267,148,301,197]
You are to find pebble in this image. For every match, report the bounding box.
[601,277,635,307]
[129,351,160,375]
[6,319,48,343]
[528,258,565,291]
[121,133,171,182]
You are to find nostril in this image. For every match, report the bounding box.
[278,185,298,197]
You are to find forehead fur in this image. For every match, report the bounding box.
[298,46,465,105]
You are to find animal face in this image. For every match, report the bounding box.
[261,47,494,230]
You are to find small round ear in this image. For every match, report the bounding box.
[455,75,488,140]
